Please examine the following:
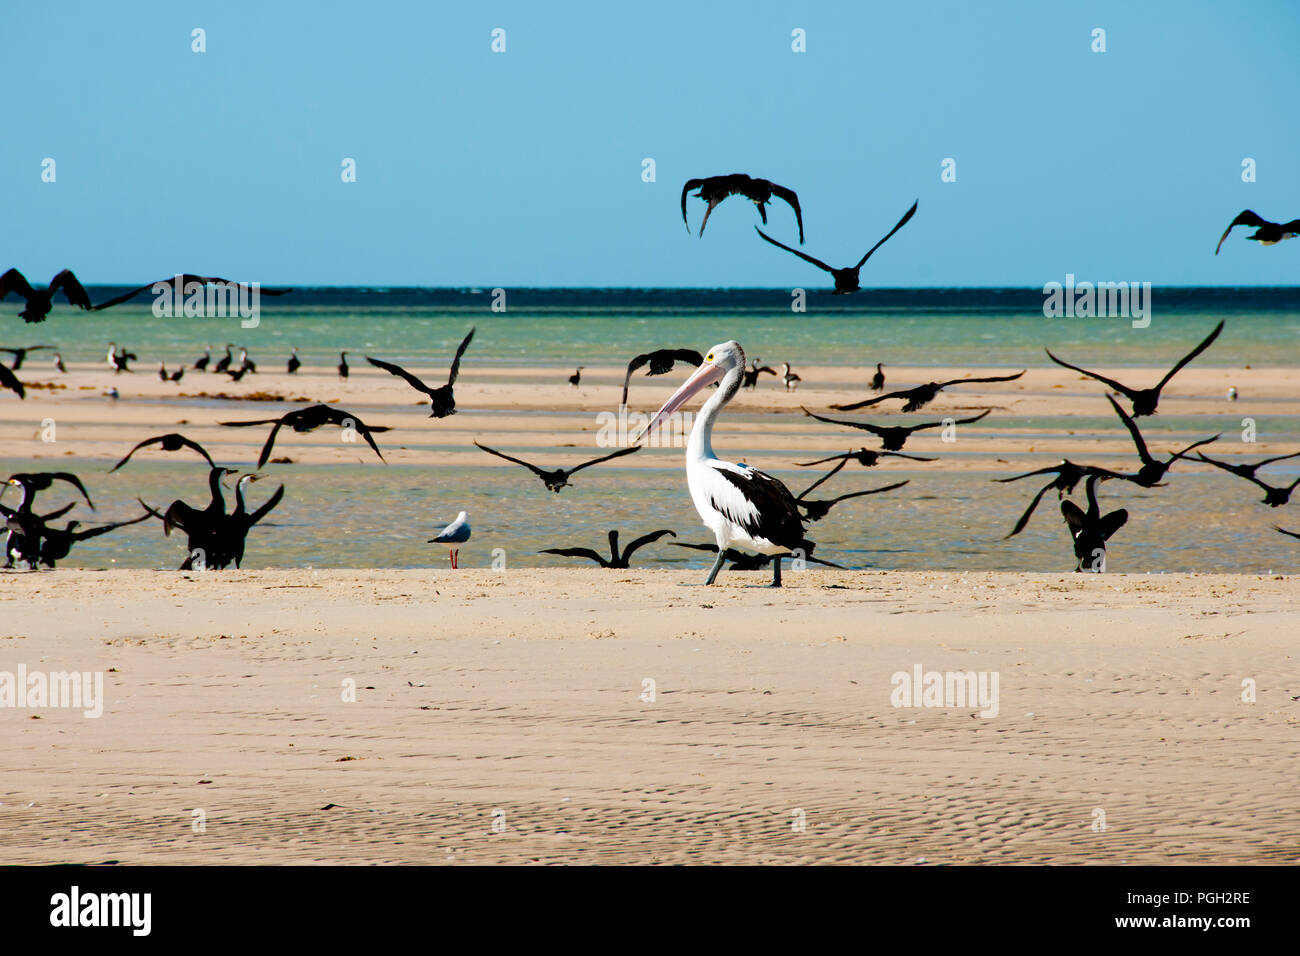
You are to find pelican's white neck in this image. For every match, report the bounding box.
[688,364,742,463]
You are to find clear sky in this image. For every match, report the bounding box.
[4,0,1298,287]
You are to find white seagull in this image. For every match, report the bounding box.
[428,511,471,568]
[633,341,812,587]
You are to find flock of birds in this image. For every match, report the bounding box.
[1,185,1296,577]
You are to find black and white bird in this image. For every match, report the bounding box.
[52,352,66,374]
[210,473,284,570]
[1061,475,1128,572]
[107,342,137,373]
[158,362,184,383]
[0,268,92,323]
[620,348,704,405]
[218,404,391,467]
[755,201,917,294]
[138,466,237,570]
[286,348,301,375]
[337,351,349,379]
[539,528,675,569]
[681,174,804,242]
[802,407,991,451]
[427,511,471,569]
[0,345,54,371]
[1215,210,1300,255]
[212,345,234,375]
[568,367,583,387]
[33,511,153,569]
[366,327,475,418]
[632,340,814,587]
[193,346,211,371]
[870,363,885,391]
[474,442,640,493]
[1046,321,1224,417]
[4,472,95,510]
[780,362,801,391]
[236,348,256,374]
[833,370,1025,412]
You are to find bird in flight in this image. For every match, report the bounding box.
[796,448,935,468]
[474,441,640,492]
[89,274,292,311]
[681,174,804,242]
[1106,394,1218,487]
[1194,451,1300,507]
[1215,210,1300,254]
[1046,321,1224,417]
[795,459,910,522]
[219,404,391,467]
[0,364,24,399]
[540,528,676,568]
[802,407,991,451]
[111,434,216,472]
[0,269,93,323]
[996,460,1131,538]
[0,346,54,371]
[832,370,1025,412]
[367,326,475,418]
[620,348,703,405]
[5,471,95,510]
[755,201,917,294]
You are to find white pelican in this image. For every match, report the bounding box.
[633,341,812,587]
[428,511,471,568]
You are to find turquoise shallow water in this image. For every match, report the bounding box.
[15,286,1300,368]
[4,287,1298,573]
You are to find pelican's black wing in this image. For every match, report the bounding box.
[854,201,919,269]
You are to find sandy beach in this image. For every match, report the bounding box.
[2,567,1296,865]
[2,358,1298,864]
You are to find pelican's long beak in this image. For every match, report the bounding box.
[630,361,724,443]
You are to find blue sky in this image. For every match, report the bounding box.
[4,0,1298,287]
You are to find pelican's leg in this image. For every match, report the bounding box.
[769,556,783,588]
[703,549,726,585]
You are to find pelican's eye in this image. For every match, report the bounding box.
[706,352,714,362]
